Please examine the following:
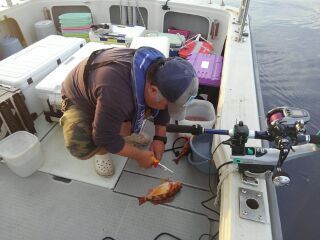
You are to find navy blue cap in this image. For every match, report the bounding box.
[155,57,199,120]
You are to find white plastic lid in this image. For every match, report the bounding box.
[0,35,85,88]
[35,42,111,93]
[130,36,170,57]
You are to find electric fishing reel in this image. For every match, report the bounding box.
[230,107,311,186]
[266,107,310,186]
[266,106,310,147]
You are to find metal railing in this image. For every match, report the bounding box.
[236,0,251,42]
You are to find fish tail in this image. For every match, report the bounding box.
[138,197,147,205]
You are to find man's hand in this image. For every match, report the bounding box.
[150,140,165,161]
[117,143,154,169]
[135,150,155,169]
[152,124,166,160]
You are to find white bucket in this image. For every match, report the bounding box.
[172,99,215,137]
[0,131,45,177]
[34,20,57,40]
[171,99,216,137]
[180,99,215,125]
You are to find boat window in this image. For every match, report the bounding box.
[51,5,91,33]
[163,12,209,39]
[109,5,148,28]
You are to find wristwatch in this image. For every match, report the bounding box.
[153,135,167,144]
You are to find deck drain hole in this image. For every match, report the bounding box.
[246,198,259,210]
[52,175,72,183]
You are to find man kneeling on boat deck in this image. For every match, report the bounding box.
[60,47,198,177]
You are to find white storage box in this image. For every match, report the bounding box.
[130,36,170,57]
[35,42,124,122]
[89,24,145,45]
[0,35,85,118]
[0,131,44,177]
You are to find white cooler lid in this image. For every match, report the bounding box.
[35,42,124,93]
[130,36,170,57]
[0,35,85,89]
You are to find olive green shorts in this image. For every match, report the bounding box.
[60,98,97,159]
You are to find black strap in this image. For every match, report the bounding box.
[153,135,167,144]
[83,49,112,100]
[83,48,135,102]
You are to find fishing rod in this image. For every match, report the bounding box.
[167,107,320,186]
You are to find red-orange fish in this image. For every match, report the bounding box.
[173,137,190,164]
[138,181,182,205]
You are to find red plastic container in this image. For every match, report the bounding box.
[178,34,213,59]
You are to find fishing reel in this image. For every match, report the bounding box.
[266,107,310,147]
[266,107,310,186]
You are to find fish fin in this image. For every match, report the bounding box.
[153,196,175,205]
[138,197,147,206]
[165,196,175,203]
[173,158,180,164]
[160,178,172,184]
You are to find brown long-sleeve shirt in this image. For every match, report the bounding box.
[61,48,170,153]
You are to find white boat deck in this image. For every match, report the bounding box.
[0,114,219,240]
